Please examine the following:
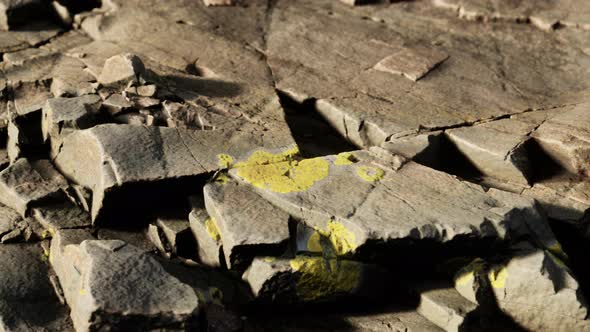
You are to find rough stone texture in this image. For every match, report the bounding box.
[204,179,290,269]
[0,243,73,331]
[189,201,224,268]
[454,244,590,331]
[50,231,200,332]
[231,150,558,254]
[374,46,449,82]
[32,199,92,231]
[0,158,67,216]
[417,284,478,332]
[532,102,590,177]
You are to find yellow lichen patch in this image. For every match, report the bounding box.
[547,243,568,261]
[356,165,385,182]
[454,258,485,286]
[217,154,234,168]
[547,250,568,268]
[41,228,55,239]
[326,221,356,255]
[306,231,323,252]
[289,256,361,301]
[489,266,508,289]
[235,148,329,194]
[334,152,357,166]
[205,218,221,242]
[214,172,229,185]
[79,288,87,296]
[263,256,277,263]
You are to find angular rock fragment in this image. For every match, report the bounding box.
[32,199,92,232]
[230,150,558,255]
[243,256,382,302]
[203,0,234,6]
[155,216,195,257]
[382,131,444,168]
[532,103,590,177]
[0,158,67,216]
[204,179,290,269]
[97,53,147,88]
[417,284,478,332]
[148,223,172,257]
[101,94,131,116]
[12,79,53,116]
[50,234,200,331]
[189,199,224,268]
[42,94,102,151]
[374,46,449,81]
[454,245,590,331]
[0,243,73,331]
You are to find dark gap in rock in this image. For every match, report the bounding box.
[277,90,357,158]
[95,174,211,227]
[525,139,568,183]
[547,216,590,301]
[230,241,290,273]
[54,0,102,15]
[14,111,50,160]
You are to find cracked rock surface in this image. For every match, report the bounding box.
[0,0,588,331]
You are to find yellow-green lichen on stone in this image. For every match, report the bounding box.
[205,218,221,242]
[356,165,385,182]
[234,147,330,194]
[325,220,357,255]
[488,266,508,288]
[334,152,357,166]
[217,154,234,168]
[289,256,361,301]
[454,258,485,286]
[213,172,229,185]
[306,231,324,253]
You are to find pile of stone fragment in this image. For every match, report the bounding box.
[0,0,589,331]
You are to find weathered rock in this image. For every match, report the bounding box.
[42,94,102,151]
[148,223,172,257]
[97,53,147,88]
[50,233,200,332]
[374,46,449,82]
[189,201,224,268]
[381,131,444,168]
[156,216,195,257]
[416,284,478,332]
[454,244,590,331]
[32,199,92,232]
[203,0,234,6]
[101,93,131,116]
[433,0,590,31]
[12,79,53,116]
[532,103,590,177]
[0,243,73,331]
[0,158,67,216]
[230,150,558,255]
[244,256,353,302]
[204,179,290,269]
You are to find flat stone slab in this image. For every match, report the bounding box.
[230,149,558,255]
[204,179,290,270]
[373,46,449,82]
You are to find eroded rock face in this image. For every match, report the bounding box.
[0,0,589,330]
[50,232,200,332]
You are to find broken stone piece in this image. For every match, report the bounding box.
[148,223,172,258]
[12,79,53,116]
[242,256,380,302]
[373,46,449,81]
[97,53,146,88]
[32,199,92,232]
[454,245,590,331]
[189,206,224,268]
[0,243,73,331]
[230,150,557,255]
[532,103,590,177]
[156,216,195,257]
[203,0,234,6]
[203,179,290,269]
[0,158,67,216]
[101,93,131,116]
[416,283,478,332]
[50,236,200,332]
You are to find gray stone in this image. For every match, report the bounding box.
[203,0,234,6]
[12,79,53,116]
[189,203,224,268]
[373,45,449,82]
[0,243,73,331]
[156,216,193,256]
[32,200,92,232]
[97,53,147,88]
[532,103,590,177]
[0,159,67,216]
[230,150,558,255]
[50,235,200,332]
[453,245,590,331]
[204,179,290,269]
[417,284,478,332]
[147,223,172,258]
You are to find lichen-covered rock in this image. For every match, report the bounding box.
[204,178,290,269]
[189,202,224,268]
